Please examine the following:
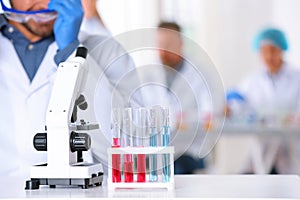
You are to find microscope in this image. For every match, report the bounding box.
[25,47,103,190]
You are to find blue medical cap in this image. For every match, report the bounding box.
[253,28,288,51]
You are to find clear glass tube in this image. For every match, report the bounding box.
[136,108,147,182]
[123,108,134,182]
[162,108,171,182]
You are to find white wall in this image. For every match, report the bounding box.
[98,0,160,35]
[272,0,300,68]
[197,0,300,88]
[196,0,275,88]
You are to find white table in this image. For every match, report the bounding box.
[1,175,300,198]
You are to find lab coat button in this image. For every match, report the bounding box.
[8,27,14,33]
[28,44,34,50]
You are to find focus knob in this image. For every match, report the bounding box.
[70,132,91,152]
[33,133,47,151]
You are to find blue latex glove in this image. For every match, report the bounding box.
[48,0,83,50]
[226,90,245,102]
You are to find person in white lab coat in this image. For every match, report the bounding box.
[153,22,213,174]
[0,0,136,177]
[229,28,300,174]
[238,28,300,117]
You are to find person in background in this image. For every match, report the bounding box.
[156,22,213,174]
[81,0,110,36]
[227,28,300,174]
[237,28,300,117]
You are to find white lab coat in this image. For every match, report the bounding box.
[138,58,213,159]
[0,33,56,177]
[237,63,300,173]
[238,63,300,117]
[0,31,136,177]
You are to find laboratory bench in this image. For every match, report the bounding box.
[171,121,300,174]
[221,123,300,136]
[213,124,300,174]
[1,175,300,199]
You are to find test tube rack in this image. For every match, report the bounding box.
[107,146,175,190]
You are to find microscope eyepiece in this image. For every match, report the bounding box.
[75,46,88,59]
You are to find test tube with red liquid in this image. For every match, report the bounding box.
[112,108,121,182]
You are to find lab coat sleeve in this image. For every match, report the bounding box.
[54,40,80,65]
[81,17,111,36]
[236,77,252,99]
[81,33,144,107]
[236,71,265,103]
[228,75,256,115]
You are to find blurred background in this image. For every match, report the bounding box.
[97,0,300,88]
[90,0,300,175]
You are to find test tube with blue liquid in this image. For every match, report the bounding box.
[162,108,171,182]
[149,106,161,182]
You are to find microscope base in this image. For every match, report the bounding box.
[25,172,103,190]
[25,163,103,190]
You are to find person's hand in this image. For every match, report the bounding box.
[224,105,231,117]
[48,0,84,50]
[81,0,98,18]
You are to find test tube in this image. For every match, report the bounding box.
[123,108,134,182]
[162,108,171,182]
[136,108,147,182]
[149,106,160,182]
[111,108,121,182]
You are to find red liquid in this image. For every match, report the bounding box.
[112,138,121,182]
[137,154,146,182]
[124,161,134,182]
[112,153,121,182]
[112,138,120,146]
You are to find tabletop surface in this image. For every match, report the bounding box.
[221,124,300,136]
[1,175,300,199]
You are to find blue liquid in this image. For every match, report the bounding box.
[162,126,170,182]
[149,132,157,182]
